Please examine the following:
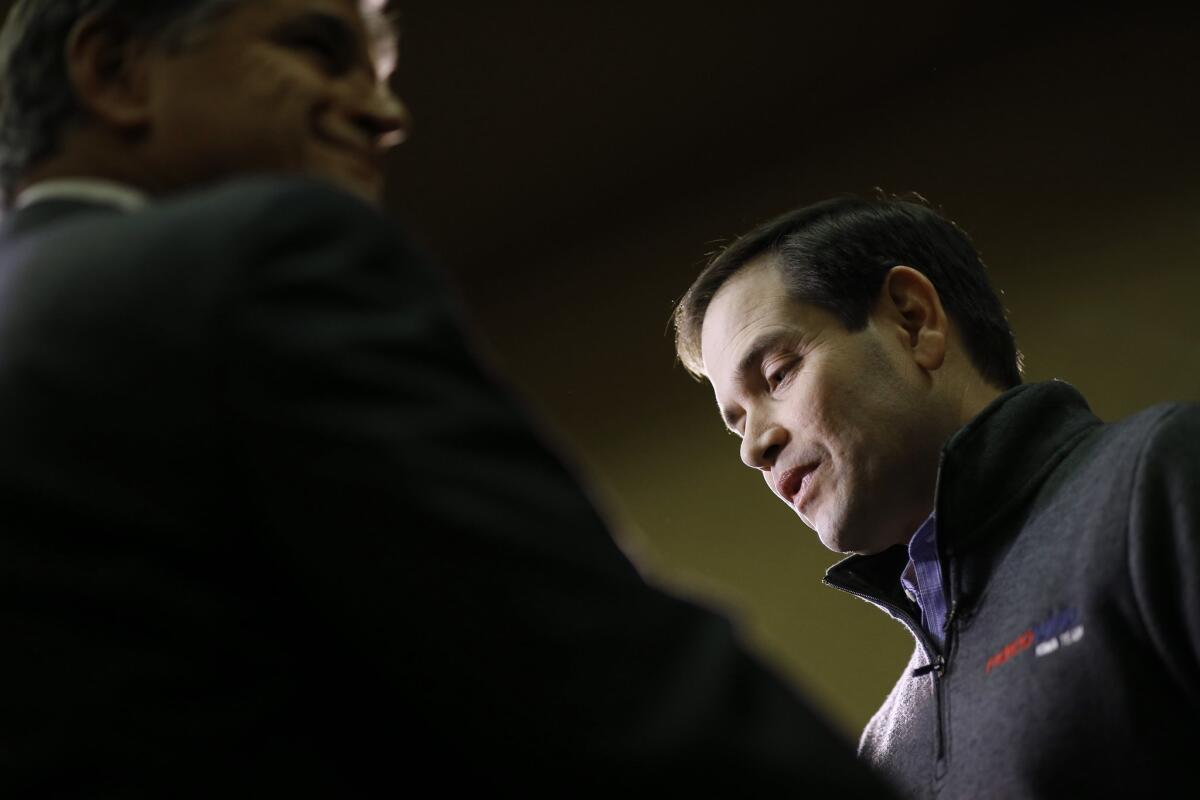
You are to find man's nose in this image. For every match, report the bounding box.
[353,84,413,152]
[740,414,788,471]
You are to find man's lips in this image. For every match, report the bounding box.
[316,127,385,180]
[776,462,820,511]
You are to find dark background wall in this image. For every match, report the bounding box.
[385,2,1200,735]
[5,0,1197,737]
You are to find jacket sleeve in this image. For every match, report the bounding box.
[218,179,895,795]
[1128,404,1200,707]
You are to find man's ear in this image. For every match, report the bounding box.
[878,265,947,372]
[65,12,154,132]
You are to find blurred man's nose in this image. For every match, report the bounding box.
[356,84,412,152]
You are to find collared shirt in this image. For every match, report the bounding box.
[14,178,150,213]
[900,513,947,650]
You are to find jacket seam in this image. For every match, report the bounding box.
[1123,405,1181,659]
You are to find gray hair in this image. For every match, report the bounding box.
[0,0,398,207]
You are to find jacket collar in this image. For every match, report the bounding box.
[826,380,1101,604]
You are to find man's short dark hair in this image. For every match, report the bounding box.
[673,195,1023,390]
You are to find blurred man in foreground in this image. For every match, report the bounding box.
[0,0,895,795]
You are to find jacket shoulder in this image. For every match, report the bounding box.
[145,175,397,254]
[1068,401,1190,470]
[1124,401,1200,490]
[166,175,386,224]
[1110,401,1197,437]
[1076,402,1198,477]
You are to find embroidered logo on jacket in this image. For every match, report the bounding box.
[985,607,1084,673]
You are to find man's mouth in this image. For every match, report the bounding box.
[777,461,820,512]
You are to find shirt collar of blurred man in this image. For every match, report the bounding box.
[15,178,150,212]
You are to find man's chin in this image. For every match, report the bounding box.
[816,522,889,556]
[323,171,384,207]
[815,526,849,555]
[297,160,385,207]
[807,509,844,553]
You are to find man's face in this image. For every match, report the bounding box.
[142,0,409,204]
[699,258,946,555]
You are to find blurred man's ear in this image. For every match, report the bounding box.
[65,13,154,133]
[880,265,947,373]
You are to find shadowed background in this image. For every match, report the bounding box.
[382,1,1200,736]
[6,0,1197,739]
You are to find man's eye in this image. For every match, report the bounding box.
[766,360,796,390]
[294,37,349,71]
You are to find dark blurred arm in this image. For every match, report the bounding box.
[222,179,895,795]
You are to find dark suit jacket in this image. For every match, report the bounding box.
[0,176,891,797]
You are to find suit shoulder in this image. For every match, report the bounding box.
[4,176,421,325]
[162,175,393,237]
[147,175,427,288]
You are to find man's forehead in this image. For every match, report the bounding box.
[699,259,789,368]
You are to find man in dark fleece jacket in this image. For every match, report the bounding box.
[673,195,1199,799]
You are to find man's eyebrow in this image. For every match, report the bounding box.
[275,10,380,72]
[285,9,403,83]
[735,332,793,381]
[276,11,358,45]
[284,10,398,80]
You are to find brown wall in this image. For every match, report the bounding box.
[4,0,1196,737]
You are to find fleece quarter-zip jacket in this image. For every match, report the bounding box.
[825,380,1200,799]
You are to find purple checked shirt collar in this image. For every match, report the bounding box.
[900,513,947,650]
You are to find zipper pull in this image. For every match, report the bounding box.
[911,655,946,678]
